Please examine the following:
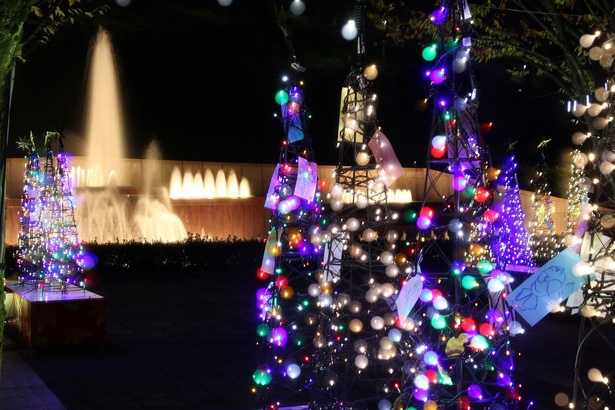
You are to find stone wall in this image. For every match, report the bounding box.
[3,157,568,245]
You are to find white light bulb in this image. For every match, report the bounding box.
[289,0,305,15]
[341,20,358,40]
[356,151,370,166]
[588,368,604,383]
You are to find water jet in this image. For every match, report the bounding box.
[73,27,188,243]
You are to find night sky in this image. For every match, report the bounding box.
[8,0,575,190]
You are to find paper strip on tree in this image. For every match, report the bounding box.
[368,130,404,187]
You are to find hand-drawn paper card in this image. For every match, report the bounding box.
[396,275,423,323]
[294,157,317,201]
[506,248,585,326]
[571,203,593,254]
[368,130,404,187]
[323,236,343,283]
[282,102,304,143]
[260,228,282,274]
[264,164,281,210]
[338,87,365,143]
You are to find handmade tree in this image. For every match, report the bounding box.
[528,140,561,264]
[43,132,83,284]
[290,3,407,408]
[555,30,615,408]
[492,154,534,270]
[253,10,328,408]
[400,2,521,408]
[14,131,84,286]
[463,214,497,267]
[15,133,44,277]
[564,149,589,239]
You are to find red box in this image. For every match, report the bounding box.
[5,283,105,347]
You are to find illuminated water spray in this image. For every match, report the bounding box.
[74,27,187,243]
[84,27,125,187]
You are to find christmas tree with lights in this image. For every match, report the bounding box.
[564,149,589,238]
[253,9,328,408]
[316,67,405,408]
[15,131,84,286]
[42,132,83,284]
[463,214,497,267]
[399,2,522,408]
[15,133,44,277]
[493,154,534,270]
[559,31,615,409]
[528,140,561,264]
[288,2,407,407]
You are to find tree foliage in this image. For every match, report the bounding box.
[19,0,108,61]
[366,0,614,99]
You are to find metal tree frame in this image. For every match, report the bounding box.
[566,216,615,408]
[566,28,615,409]
[408,0,520,408]
[315,2,409,407]
[254,9,328,408]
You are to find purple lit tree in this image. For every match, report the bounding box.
[493,154,534,270]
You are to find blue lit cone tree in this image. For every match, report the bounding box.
[253,13,328,407]
[492,154,534,270]
[399,2,522,409]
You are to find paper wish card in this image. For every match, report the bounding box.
[396,275,423,324]
[506,248,585,326]
[260,228,282,274]
[368,130,403,187]
[264,164,282,210]
[294,157,318,201]
[282,102,304,143]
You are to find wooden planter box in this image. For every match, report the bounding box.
[5,283,105,347]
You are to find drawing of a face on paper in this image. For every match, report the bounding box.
[507,248,584,326]
[514,266,566,311]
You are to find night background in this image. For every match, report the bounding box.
[7,0,573,193]
[3,2,615,410]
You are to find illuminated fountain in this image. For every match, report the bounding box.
[83,27,125,187]
[73,27,187,243]
[67,27,263,243]
[169,167,251,199]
